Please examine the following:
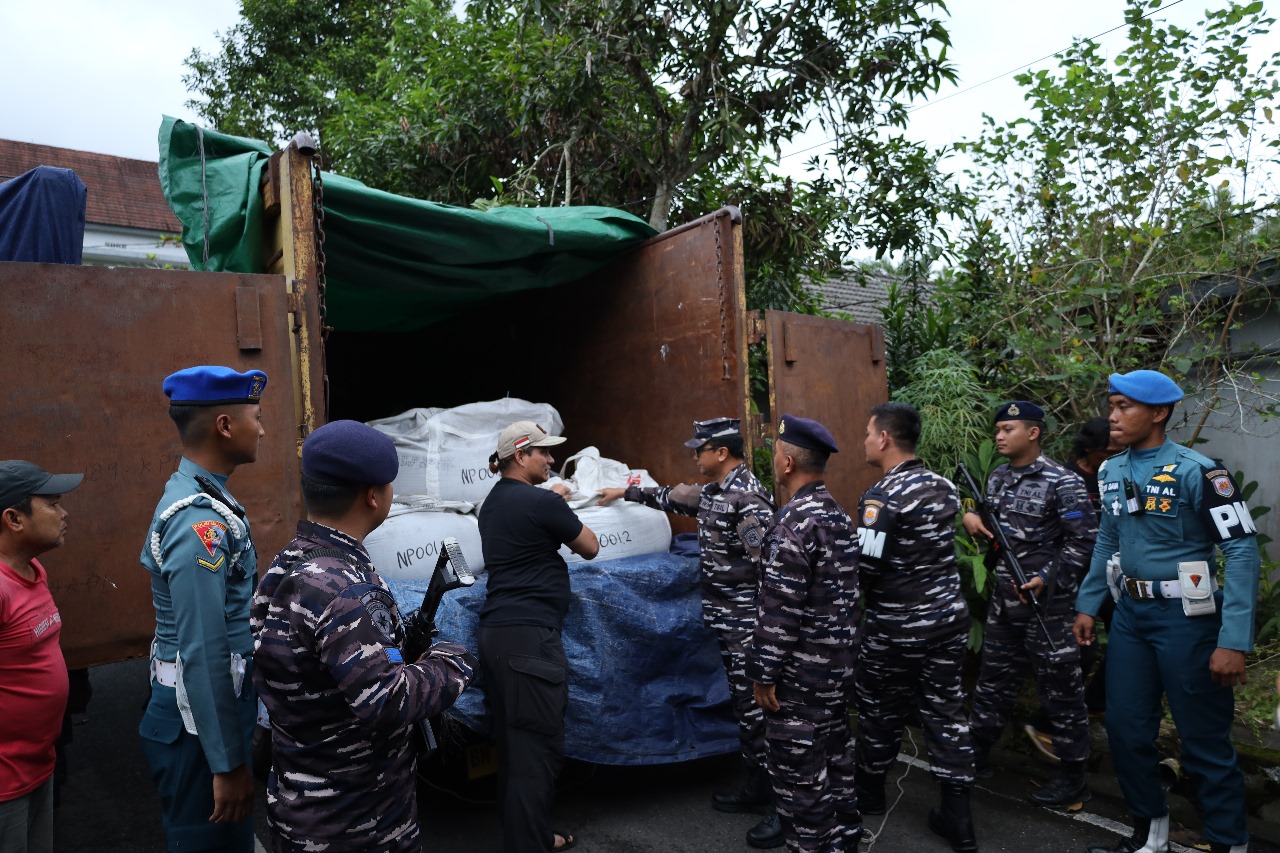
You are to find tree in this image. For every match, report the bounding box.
[183,0,398,148]
[936,0,1280,433]
[186,0,960,307]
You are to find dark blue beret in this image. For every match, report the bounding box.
[777,413,838,454]
[683,417,742,449]
[164,366,267,406]
[303,420,399,486]
[1109,370,1184,405]
[994,401,1044,423]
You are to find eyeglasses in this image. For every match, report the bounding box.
[694,445,718,456]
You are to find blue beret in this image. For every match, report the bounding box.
[303,421,399,486]
[1108,370,1184,406]
[994,401,1044,423]
[164,366,267,406]
[683,417,742,449]
[777,413,839,454]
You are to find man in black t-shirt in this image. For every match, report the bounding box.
[478,421,599,853]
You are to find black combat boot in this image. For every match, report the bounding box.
[855,770,887,816]
[1085,816,1170,853]
[1028,761,1090,809]
[745,804,785,849]
[972,738,994,780]
[928,781,978,853]
[713,764,772,814]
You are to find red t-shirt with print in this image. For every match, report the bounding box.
[0,558,69,801]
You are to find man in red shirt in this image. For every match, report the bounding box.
[0,460,83,853]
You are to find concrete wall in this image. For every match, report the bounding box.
[1170,302,1280,553]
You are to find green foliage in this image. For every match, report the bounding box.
[183,0,398,158]
[186,0,961,309]
[953,439,1004,649]
[879,274,959,392]
[892,349,997,476]
[940,0,1280,429]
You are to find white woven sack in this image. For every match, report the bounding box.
[559,502,672,564]
[557,446,659,508]
[364,507,485,581]
[369,398,563,503]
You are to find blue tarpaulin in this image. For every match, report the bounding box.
[385,552,738,765]
[0,166,86,263]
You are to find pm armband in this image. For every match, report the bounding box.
[1200,468,1257,542]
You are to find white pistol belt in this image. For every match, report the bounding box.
[152,658,179,688]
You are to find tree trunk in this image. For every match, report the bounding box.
[649,181,673,232]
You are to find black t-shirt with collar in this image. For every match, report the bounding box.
[478,477,584,628]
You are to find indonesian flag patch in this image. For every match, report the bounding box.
[513,435,532,451]
[191,520,228,558]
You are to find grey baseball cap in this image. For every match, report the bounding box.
[0,460,84,510]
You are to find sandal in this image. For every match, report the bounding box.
[553,830,577,851]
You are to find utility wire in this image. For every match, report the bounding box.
[779,0,1189,162]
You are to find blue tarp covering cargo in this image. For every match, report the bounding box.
[385,551,738,765]
[0,166,86,263]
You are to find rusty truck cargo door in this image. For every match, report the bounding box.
[764,311,887,509]
[548,208,750,500]
[0,263,316,668]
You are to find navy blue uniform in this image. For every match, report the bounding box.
[1077,438,1260,848]
[749,482,860,853]
[855,460,975,785]
[252,521,473,852]
[969,455,1097,763]
[139,459,257,852]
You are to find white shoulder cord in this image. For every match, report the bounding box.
[149,493,247,571]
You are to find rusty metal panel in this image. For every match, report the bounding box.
[545,210,749,529]
[765,311,888,510]
[0,263,308,668]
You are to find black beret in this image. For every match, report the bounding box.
[994,401,1044,423]
[777,413,839,454]
[303,421,399,486]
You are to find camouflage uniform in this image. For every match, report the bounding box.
[625,461,774,770]
[252,520,474,853]
[748,482,861,853]
[968,455,1097,763]
[855,460,975,784]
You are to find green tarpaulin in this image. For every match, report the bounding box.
[157,117,658,333]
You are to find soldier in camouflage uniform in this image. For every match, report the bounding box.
[599,417,777,842]
[964,401,1097,809]
[748,414,860,853]
[252,421,475,853]
[855,402,978,853]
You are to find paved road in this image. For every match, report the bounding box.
[54,659,1278,853]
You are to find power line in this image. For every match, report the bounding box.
[779,0,1189,162]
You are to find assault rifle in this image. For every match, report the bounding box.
[955,463,1056,651]
[401,537,475,755]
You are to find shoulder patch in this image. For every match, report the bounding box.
[361,590,398,642]
[191,520,228,557]
[1204,468,1234,498]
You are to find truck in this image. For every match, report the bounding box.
[1,121,888,681]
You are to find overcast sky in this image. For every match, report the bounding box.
[1,0,1276,184]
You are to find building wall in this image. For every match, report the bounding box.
[82,224,189,269]
[1170,305,1280,554]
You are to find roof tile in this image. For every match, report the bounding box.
[0,139,181,234]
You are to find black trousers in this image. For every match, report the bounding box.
[479,624,568,853]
